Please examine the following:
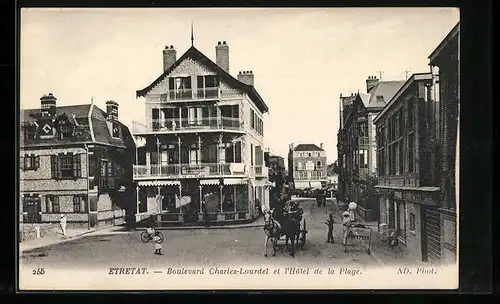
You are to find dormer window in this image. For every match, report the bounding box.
[112,122,120,138]
[376,95,384,102]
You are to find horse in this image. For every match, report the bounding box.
[281,210,303,257]
[263,211,281,257]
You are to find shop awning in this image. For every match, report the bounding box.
[374,185,440,192]
[295,181,322,190]
[223,178,248,185]
[200,179,220,186]
[138,180,180,187]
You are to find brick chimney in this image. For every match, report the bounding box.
[40,93,57,116]
[366,76,379,93]
[216,41,229,73]
[106,100,119,121]
[237,71,254,86]
[163,45,177,72]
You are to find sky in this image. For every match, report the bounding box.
[20,8,459,162]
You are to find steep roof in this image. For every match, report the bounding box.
[367,81,406,108]
[136,46,269,114]
[293,144,324,152]
[20,104,134,149]
[358,93,371,108]
[428,22,460,64]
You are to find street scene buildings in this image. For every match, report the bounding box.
[19,9,460,289]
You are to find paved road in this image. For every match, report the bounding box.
[20,200,379,269]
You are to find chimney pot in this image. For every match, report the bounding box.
[218,41,222,45]
[223,41,226,45]
[170,45,174,49]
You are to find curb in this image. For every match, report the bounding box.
[136,223,264,231]
[20,225,125,252]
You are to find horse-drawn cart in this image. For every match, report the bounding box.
[344,224,372,255]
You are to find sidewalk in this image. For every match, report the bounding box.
[137,216,265,231]
[19,225,128,252]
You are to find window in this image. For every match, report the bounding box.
[73,195,83,213]
[399,140,404,174]
[316,161,321,168]
[408,133,415,173]
[297,161,303,170]
[46,195,60,213]
[359,150,368,168]
[51,153,82,179]
[408,98,415,130]
[111,122,120,138]
[250,109,255,129]
[21,154,40,171]
[409,213,416,232]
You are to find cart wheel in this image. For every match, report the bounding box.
[140,231,149,243]
[156,231,165,244]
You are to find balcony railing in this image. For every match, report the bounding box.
[159,87,220,102]
[294,171,327,180]
[133,163,247,179]
[251,166,269,177]
[132,117,244,134]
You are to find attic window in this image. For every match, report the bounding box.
[111,122,120,138]
[376,95,384,102]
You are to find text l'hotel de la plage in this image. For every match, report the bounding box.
[19,8,459,290]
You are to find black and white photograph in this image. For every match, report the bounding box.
[18,7,460,290]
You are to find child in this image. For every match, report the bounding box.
[325,214,335,243]
[153,235,162,255]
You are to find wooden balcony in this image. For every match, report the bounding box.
[132,117,244,135]
[160,87,220,102]
[133,163,247,180]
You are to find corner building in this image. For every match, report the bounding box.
[132,41,271,225]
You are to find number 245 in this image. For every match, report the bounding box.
[32,268,45,275]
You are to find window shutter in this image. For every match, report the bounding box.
[20,156,25,171]
[197,76,204,88]
[51,155,57,178]
[35,156,40,169]
[152,109,159,120]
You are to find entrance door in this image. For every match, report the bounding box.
[25,196,41,223]
[396,200,406,244]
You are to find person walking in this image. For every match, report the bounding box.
[59,214,67,237]
[342,211,352,246]
[325,214,335,243]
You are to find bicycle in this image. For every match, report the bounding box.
[140,230,164,243]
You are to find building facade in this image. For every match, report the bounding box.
[428,22,459,264]
[288,143,327,190]
[20,94,136,232]
[374,73,441,263]
[337,77,405,221]
[132,41,271,225]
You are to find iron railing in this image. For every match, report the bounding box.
[133,163,246,179]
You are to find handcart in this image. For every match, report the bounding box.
[344,224,372,255]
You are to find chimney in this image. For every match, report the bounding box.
[163,45,177,72]
[320,143,324,149]
[289,143,294,151]
[40,93,57,116]
[216,41,229,73]
[366,76,379,93]
[237,70,254,86]
[106,100,119,121]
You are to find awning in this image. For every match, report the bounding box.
[200,179,220,186]
[223,178,248,185]
[138,180,180,187]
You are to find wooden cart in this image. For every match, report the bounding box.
[344,224,372,255]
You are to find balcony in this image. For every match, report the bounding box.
[133,163,247,180]
[293,170,327,181]
[132,117,244,135]
[160,87,220,102]
[251,166,269,177]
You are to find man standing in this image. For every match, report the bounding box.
[325,214,335,243]
[60,214,67,237]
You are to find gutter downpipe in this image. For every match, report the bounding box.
[83,143,90,230]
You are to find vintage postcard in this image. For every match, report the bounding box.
[18,7,460,290]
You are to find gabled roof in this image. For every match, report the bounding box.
[358,93,371,108]
[21,104,134,149]
[136,46,269,114]
[293,144,324,152]
[429,22,460,64]
[367,81,406,108]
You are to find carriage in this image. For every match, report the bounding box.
[274,215,307,250]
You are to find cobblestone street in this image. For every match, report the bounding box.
[20,199,382,270]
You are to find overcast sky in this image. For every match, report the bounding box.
[20,8,459,162]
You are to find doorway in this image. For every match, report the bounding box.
[24,196,41,223]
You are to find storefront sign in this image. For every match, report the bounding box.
[394,191,403,199]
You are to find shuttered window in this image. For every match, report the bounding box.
[51,153,82,179]
[20,154,40,171]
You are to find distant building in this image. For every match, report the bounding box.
[374,73,440,263]
[264,151,286,209]
[20,94,136,231]
[132,40,271,225]
[337,77,405,221]
[288,143,327,190]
